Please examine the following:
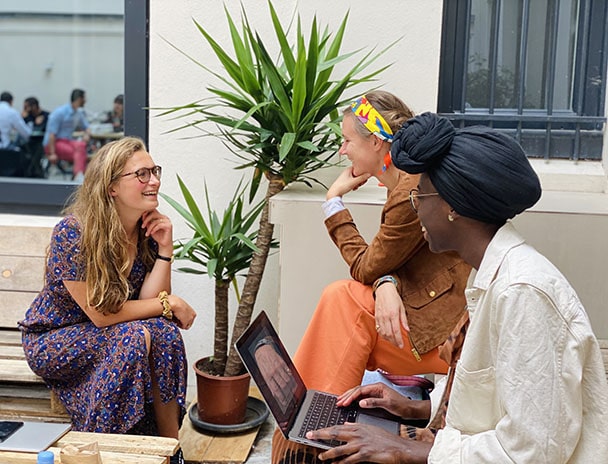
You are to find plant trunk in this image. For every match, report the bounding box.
[223,174,286,376]
[213,279,230,376]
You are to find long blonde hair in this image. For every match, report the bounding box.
[64,136,156,314]
[343,90,415,137]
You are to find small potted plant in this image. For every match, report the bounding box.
[161,176,268,425]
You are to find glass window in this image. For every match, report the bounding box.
[438,0,607,160]
[0,1,147,214]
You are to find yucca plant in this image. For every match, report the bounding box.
[160,176,266,376]
[160,1,395,376]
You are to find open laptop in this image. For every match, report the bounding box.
[0,421,71,453]
[236,310,405,450]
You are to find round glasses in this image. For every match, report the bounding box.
[121,165,162,183]
[409,188,440,213]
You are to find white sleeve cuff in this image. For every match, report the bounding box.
[322,196,345,219]
[429,374,447,419]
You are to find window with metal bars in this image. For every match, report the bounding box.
[438,0,607,161]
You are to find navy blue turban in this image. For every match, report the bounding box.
[391,112,541,224]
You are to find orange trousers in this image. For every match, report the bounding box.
[294,279,448,395]
[271,279,448,463]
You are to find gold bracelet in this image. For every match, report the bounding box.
[158,290,173,320]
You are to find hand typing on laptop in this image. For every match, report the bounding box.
[306,382,432,463]
[337,382,431,420]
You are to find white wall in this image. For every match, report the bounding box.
[270,186,608,355]
[148,0,444,388]
[0,2,123,117]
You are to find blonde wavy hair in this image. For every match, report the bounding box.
[64,136,157,314]
[343,90,415,137]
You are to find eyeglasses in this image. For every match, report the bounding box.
[409,188,439,213]
[121,165,162,183]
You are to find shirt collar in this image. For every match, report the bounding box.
[471,221,525,291]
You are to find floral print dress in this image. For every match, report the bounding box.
[19,215,187,434]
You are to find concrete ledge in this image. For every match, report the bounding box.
[530,159,607,193]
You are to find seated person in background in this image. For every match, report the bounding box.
[22,96,49,135]
[272,92,471,463]
[21,96,49,177]
[104,93,124,133]
[0,91,31,151]
[44,88,91,182]
[19,137,196,464]
[306,112,608,463]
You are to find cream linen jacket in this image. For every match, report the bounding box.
[429,222,608,463]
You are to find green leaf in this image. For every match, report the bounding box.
[268,1,295,74]
[279,132,296,162]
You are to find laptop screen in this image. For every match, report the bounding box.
[236,311,307,435]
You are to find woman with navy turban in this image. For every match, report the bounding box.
[307,113,608,463]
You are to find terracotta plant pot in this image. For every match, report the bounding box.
[194,357,251,425]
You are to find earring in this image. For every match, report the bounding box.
[448,213,454,222]
[379,152,392,174]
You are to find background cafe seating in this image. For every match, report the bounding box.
[0,147,30,178]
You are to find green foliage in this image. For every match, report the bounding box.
[159,1,396,377]
[466,53,516,108]
[159,1,396,196]
[160,176,263,296]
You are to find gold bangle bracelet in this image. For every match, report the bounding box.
[158,290,173,320]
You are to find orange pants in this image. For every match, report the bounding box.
[294,279,448,395]
[271,279,448,463]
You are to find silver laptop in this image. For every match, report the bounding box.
[0,420,71,453]
[236,311,409,450]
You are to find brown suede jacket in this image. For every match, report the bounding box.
[324,171,471,355]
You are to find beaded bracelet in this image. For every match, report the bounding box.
[158,290,173,320]
[372,275,399,300]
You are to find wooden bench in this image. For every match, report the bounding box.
[0,431,179,463]
[0,218,181,462]
[0,221,68,421]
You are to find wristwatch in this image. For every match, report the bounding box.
[254,337,273,351]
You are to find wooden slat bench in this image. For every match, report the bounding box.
[0,220,68,421]
[0,217,182,463]
[0,431,179,463]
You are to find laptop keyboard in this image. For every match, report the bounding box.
[297,392,357,446]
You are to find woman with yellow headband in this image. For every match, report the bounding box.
[271,91,470,463]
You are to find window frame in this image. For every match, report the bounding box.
[437,0,607,161]
[0,0,149,214]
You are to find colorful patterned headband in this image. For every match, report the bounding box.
[350,95,393,142]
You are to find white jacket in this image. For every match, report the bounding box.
[429,222,608,463]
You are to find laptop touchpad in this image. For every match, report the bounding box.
[357,412,400,435]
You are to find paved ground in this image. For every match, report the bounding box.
[246,414,275,463]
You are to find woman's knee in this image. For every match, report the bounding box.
[318,279,374,315]
[321,279,354,299]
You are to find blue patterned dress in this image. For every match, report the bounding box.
[19,215,187,434]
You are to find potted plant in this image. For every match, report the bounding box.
[161,176,268,424]
[161,1,394,380]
